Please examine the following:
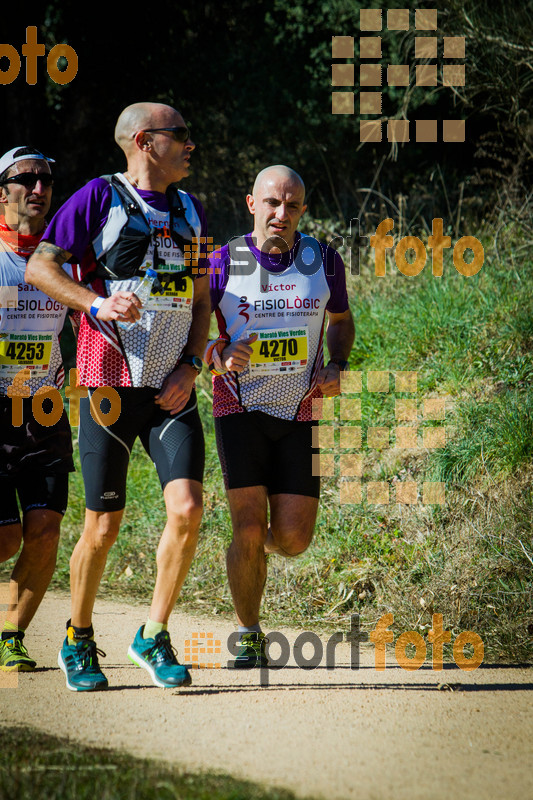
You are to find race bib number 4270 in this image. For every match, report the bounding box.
[249,327,308,376]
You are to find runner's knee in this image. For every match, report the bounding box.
[22,520,60,558]
[0,528,22,561]
[272,526,313,556]
[231,522,268,552]
[166,497,203,534]
[81,517,121,553]
[280,538,311,557]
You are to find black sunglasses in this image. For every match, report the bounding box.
[142,126,191,143]
[1,172,54,189]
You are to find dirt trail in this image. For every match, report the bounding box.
[1,593,532,800]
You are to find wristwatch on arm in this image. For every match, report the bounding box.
[178,355,203,374]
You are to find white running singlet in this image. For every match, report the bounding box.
[214,234,331,421]
[0,239,73,395]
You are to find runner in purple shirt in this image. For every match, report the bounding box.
[204,165,355,667]
[43,177,207,271]
[26,102,210,693]
[40,178,208,389]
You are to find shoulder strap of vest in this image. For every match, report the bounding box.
[166,184,197,246]
[83,174,151,285]
[164,186,197,279]
[167,183,184,215]
[100,173,146,220]
[101,176,194,238]
[89,178,196,284]
[101,176,196,244]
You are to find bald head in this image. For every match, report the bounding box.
[252,165,305,199]
[112,102,194,191]
[114,102,181,153]
[247,164,307,251]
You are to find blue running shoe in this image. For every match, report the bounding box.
[127,626,191,688]
[58,637,108,692]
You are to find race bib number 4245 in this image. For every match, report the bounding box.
[248,327,308,376]
[145,271,193,311]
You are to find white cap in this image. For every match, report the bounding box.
[0,147,55,180]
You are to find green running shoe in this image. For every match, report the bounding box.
[231,632,269,668]
[58,637,108,692]
[0,631,36,672]
[128,626,192,688]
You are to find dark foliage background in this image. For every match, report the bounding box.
[1,1,532,659]
[2,0,531,240]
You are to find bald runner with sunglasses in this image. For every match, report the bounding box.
[0,147,76,673]
[26,102,210,691]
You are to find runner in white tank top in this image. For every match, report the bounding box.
[205,165,355,667]
[0,147,74,674]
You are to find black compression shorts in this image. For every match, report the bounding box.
[0,472,69,526]
[214,411,319,497]
[79,387,205,512]
[0,397,74,477]
[0,397,73,526]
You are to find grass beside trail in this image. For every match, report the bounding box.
[0,726,312,800]
[1,234,531,662]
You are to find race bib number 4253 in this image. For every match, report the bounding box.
[0,331,53,377]
[249,327,308,376]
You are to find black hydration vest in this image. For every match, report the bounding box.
[93,174,197,281]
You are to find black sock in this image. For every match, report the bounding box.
[66,619,94,642]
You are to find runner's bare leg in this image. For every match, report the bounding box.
[226,485,269,626]
[149,478,202,623]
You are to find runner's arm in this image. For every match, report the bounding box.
[181,273,211,362]
[317,308,355,396]
[25,242,141,323]
[155,274,211,414]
